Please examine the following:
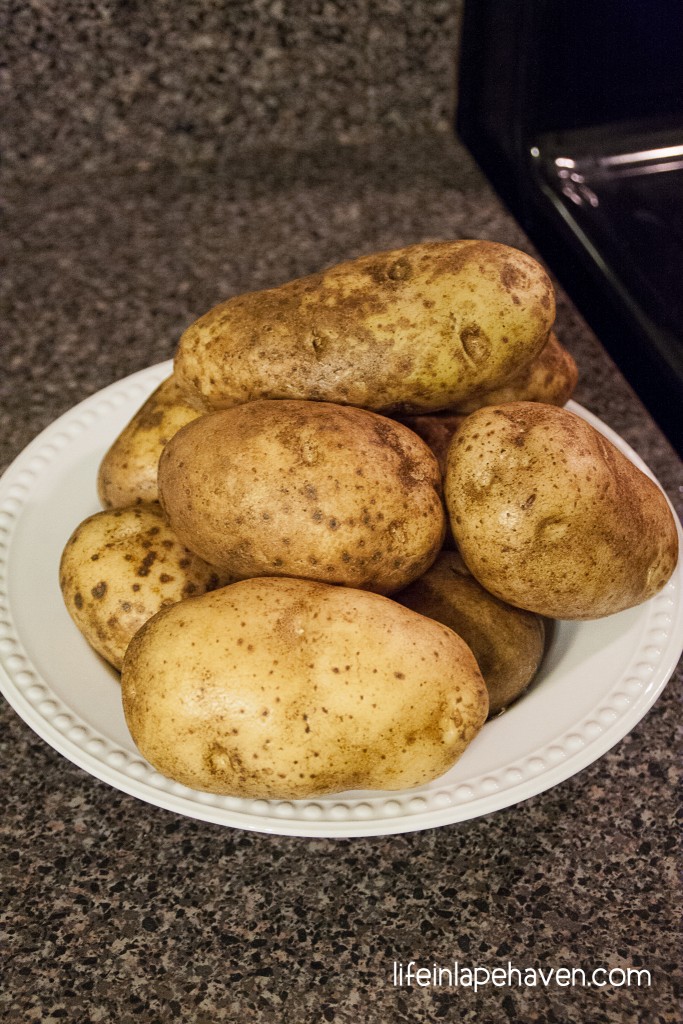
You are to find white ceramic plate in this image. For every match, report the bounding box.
[0,361,681,837]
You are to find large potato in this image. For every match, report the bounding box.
[452,331,578,413]
[59,504,231,670]
[121,577,489,798]
[174,240,555,414]
[97,376,203,509]
[158,400,446,594]
[444,403,679,618]
[397,551,546,716]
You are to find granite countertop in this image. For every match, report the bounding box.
[1,135,681,1023]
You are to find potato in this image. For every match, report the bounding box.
[392,412,468,550]
[396,412,468,477]
[97,376,203,509]
[158,400,446,595]
[397,551,546,716]
[59,504,231,670]
[121,577,489,798]
[452,331,578,413]
[174,240,555,414]
[444,403,679,618]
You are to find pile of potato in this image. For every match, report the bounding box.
[59,240,679,800]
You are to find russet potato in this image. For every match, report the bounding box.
[397,550,546,716]
[121,577,489,798]
[59,504,231,670]
[396,412,468,477]
[174,240,555,414]
[444,403,679,618]
[158,399,446,595]
[392,412,468,550]
[97,376,203,509]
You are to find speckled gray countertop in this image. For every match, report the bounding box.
[1,135,681,1023]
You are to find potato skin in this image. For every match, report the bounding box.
[97,376,203,509]
[396,413,468,477]
[59,504,230,670]
[452,331,578,413]
[444,403,679,618]
[174,240,555,414]
[121,577,489,798]
[158,400,446,595]
[393,412,468,550]
[396,334,576,470]
[397,551,546,716]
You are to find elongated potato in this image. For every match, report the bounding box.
[121,577,489,798]
[452,331,578,413]
[158,400,446,595]
[444,403,679,618]
[396,551,546,716]
[174,240,555,414]
[59,504,231,670]
[97,376,203,509]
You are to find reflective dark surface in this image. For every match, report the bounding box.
[457,0,683,454]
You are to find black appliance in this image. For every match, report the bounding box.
[456,0,683,456]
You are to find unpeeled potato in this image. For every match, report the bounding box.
[444,403,679,618]
[397,551,546,716]
[59,504,231,670]
[97,376,203,509]
[158,399,446,595]
[121,577,489,798]
[396,413,468,477]
[174,240,555,414]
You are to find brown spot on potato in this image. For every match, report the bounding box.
[387,256,412,281]
[459,324,492,365]
[137,551,157,577]
[499,262,525,292]
[206,742,244,780]
[91,581,107,600]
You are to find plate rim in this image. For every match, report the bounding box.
[0,361,681,838]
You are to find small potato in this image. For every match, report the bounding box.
[121,577,489,798]
[397,551,546,716]
[59,504,231,670]
[452,331,578,413]
[97,376,203,509]
[158,400,446,595]
[444,403,679,618]
[396,412,468,477]
[174,240,555,414]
